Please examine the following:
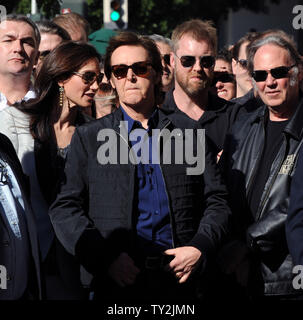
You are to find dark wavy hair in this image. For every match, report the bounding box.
[104,31,163,105]
[19,41,100,142]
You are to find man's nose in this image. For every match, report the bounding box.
[12,40,23,53]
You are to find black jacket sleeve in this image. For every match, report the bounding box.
[49,129,118,275]
[187,136,232,258]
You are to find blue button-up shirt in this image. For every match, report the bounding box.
[121,107,172,255]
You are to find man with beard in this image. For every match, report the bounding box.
[162,19,236,154]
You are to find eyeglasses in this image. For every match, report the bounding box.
[175,55,215,69]
[111,61,152,79]
[251,65,296,82]
[236,59,248,69]
[73,71,104,86]
[162,54,171,66]
[212,72,235,85]
[39,50,51,61]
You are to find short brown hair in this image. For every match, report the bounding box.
[171,19,217,54]
[104,31,163,105]
[53,12,89,41]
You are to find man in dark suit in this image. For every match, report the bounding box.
[0,133,41,300]
[50,31,231,302]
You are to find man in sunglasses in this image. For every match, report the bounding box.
[149,34,174,94]
[219,34,303,300]
[162,19,237,155]
[231,32,259,100]
[50,31,231,302]
[33,20,71,77]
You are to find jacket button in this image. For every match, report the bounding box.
[2,240,9,246]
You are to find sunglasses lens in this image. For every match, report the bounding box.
[82,72,96,84]
[252,70,268,82]
[200,56,215,68]
[271,66,289,79]
[213,73,234,84]
[238,59,248,68]
[133,62,151,77]
[180,56,196,68]
[97,73,104,85]
[112,65,128,79]
[163,54,170,65]
[39,50,51,60]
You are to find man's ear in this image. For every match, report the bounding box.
[110,77,116,89]
[170,52,175,68]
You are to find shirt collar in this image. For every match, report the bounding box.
[0,84,36,112]
[120,106,159,135]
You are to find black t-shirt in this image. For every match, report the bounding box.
[248,118,290,217]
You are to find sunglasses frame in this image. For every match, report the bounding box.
[236,59,248,69]
[251,64,296,82]
[111,61,152,79]
[73,71,104,86]
[175,54,215,69]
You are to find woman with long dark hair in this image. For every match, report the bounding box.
[0,41,102,299]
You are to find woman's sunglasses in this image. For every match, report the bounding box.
[212,72,235,85]
[111,61,152,79]
[175,55,215,69]
[73,71,104,86]
[251,65,296,82]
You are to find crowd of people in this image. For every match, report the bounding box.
[0,11,303,303]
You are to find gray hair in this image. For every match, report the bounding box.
[247,35,302,76]
[36,20,71,41]
[149,34,172,49]
[1,14,41,47]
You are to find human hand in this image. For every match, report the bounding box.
[164,246,202,283]
[108,252,140,287]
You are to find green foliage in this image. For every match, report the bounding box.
[36,0,61,19]
[3,0,280,37]
[86,0,103,33]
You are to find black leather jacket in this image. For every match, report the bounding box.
[221,97,303,296]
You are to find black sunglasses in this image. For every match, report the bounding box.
[39,50,51,60]
[236,59,248,69]
[73,71,104,86]
[213,72,235,85]
[176,55,215,69]
[162,54,171,66]
[251,65,296,82]
[111,61,152,79]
